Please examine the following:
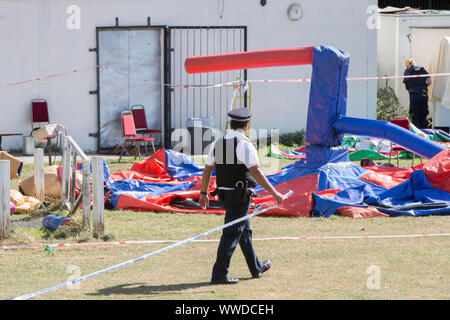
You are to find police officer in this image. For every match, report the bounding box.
[403,58,432,129]
[199,107,284,285]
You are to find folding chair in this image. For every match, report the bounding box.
[31,99,57,165]
[388,117,421,167]
[131,105,161,154]
[118,111,155,162]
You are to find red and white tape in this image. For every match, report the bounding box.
[1,64,448,90]
[102,64,449,88]
[0,66,97,89]
[2,233,449,251]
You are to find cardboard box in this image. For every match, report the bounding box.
[32,124,58,142]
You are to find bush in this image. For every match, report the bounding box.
[256,129,305,148]
[279,130,306,147]
[377,80,410,121]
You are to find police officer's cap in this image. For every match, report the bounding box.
[228,107,252,122]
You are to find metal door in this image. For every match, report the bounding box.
[167,26,247,144]
[97,27,165,150]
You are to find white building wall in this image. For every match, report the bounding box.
[378,13,450,127]
[0,0,377,152]
[377,15,398,93]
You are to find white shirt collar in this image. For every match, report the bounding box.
[224,129,249,141]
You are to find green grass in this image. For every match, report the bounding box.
[1,147,449,300]
[1,214,449,300]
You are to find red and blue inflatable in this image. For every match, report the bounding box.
[105,45,449,218]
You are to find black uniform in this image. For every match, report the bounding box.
[403,65,430,129]
[211,136,264,281]
[210,108,264,282]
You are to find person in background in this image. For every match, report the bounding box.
[403,58,432,129]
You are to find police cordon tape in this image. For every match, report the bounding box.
[2,233,450,251]
[8,191,293,300]
[0,66,97,89]
[101,65,450,88]
[1,64,450,89]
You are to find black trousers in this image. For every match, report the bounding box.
[409,92,429,129]
[211,189,263,280]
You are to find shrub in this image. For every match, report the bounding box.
[256,129,305,149]
[377,80,410,121]
[279,130,306,147]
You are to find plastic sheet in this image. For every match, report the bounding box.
[185,46,314,74]
[334,116,445,159]
[305,145,349,164]
[107,149,449,218]
[306,46,350,146]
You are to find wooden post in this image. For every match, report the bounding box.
[61,136,71,208]
[70,152,77,210]
[0,160,10,239]
[92,157,104,238]
[82,160,91,229]
[34,148,45,201]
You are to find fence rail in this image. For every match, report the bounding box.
[0,139,104,240]
[60,136,104,237]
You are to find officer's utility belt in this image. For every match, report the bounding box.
[210,180,257,204]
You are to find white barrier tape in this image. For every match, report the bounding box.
[255,233,450,240]
[348,72,450,81]
[8,191,292,300]
[99,65,235,89]
[102,64,448,88]
[96,65,450,87]
[0,66,97,89]
[2,232,449,251]
[3,64,448,90]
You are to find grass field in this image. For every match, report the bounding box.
[1,151,449,300]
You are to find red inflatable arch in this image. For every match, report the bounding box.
[185,46,314,74]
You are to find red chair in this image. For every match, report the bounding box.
[388,117,420,167]
[131,105,160,153]
[119,111,155,162]
[31,99,57,165]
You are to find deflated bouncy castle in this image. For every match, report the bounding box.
[106,45,450,218]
